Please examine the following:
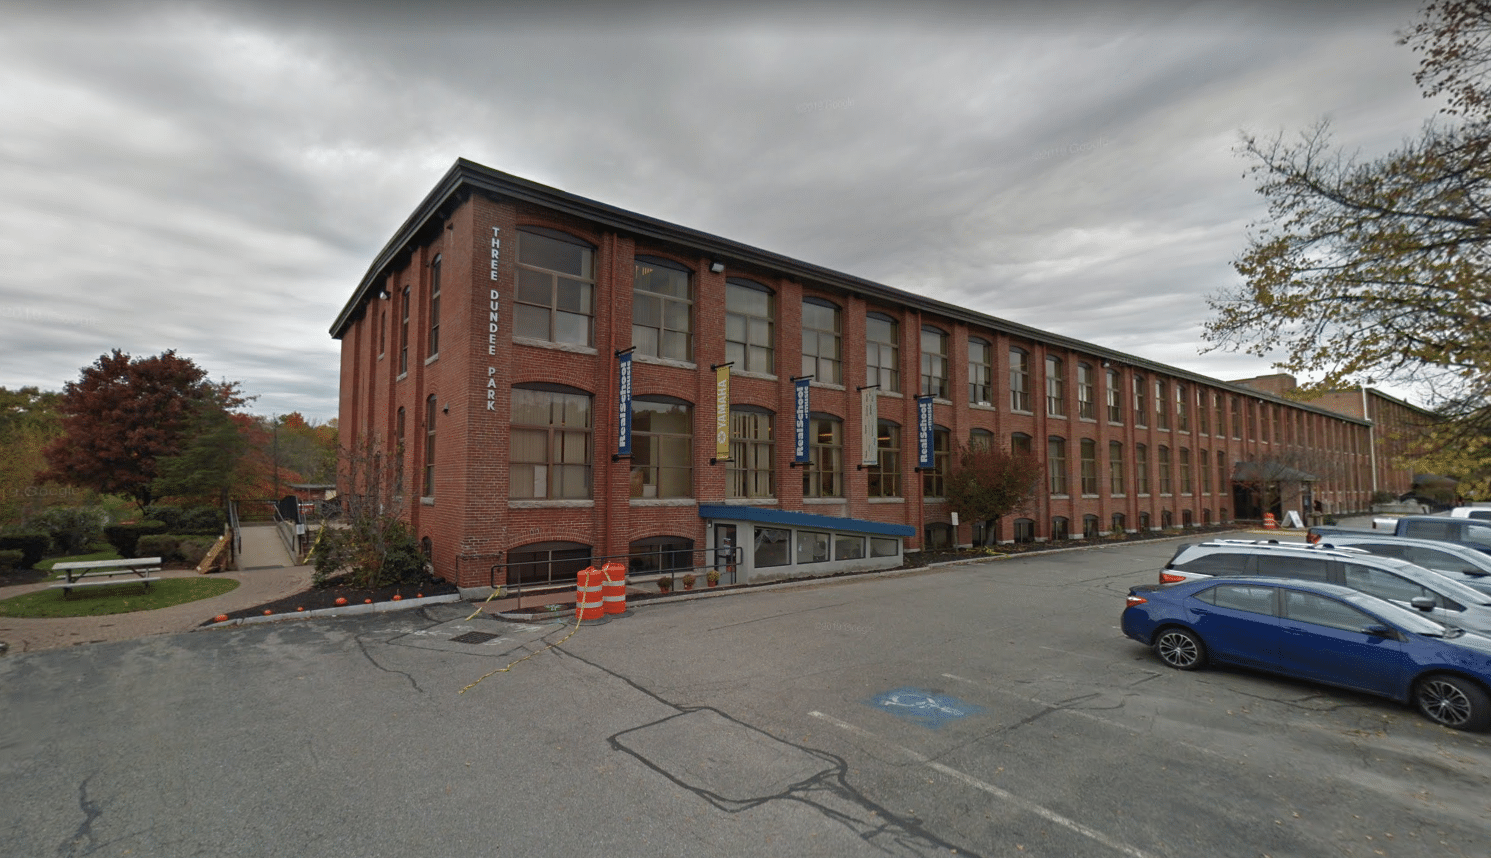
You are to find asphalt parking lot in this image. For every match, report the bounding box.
[4,531,1489,857]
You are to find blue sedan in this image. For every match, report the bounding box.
[1122,576,1491,731]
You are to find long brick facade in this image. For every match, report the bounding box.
[333,159,1388,589]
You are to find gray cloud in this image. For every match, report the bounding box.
[0,0,1434,420]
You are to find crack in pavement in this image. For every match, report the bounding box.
[57,774,102,857]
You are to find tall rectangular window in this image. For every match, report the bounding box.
[1231,397,1242,439]
[1010,348,1031,412]
[1154,379,1168,430]
[633,257,693,362]
[1201,448,1212,493]
[1134,375,1147,427]
[394,407,405,498]
[1217,451,1228,495]
[868,420,901,498]
[1048,436,1068,495]
[1046,355,1066,417]
[1080,438,1098,495]
[629,397,692,498]
[423,395,437,498]
[1136,443,1150,494]
[725,279,775,374]
[1198,388,1210,434]
[921,327,949,398]
[1109,440,1125,495]
[1215,393,1225,439]
[399,286,410,375]
[1175,383,1188,432]
[866,313,899,392]
[1077,363,1095,420]
[515,230,595,347]
[1158,445,1172,494]
[510,386,593,499]
[1106,368,1122,423]
[968,337,992,405]
[922,427,950,497]
[427,254,441,358]
[1179,447,1192,494]
[801,298,842,383]
[728,408,775,499]
[803,416,843,498]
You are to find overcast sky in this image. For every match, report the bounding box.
[0,0,1438,422]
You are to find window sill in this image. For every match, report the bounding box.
[634,354,696,370]
[397,372,408,382]
[970,402,996,412]
[1010,409,1034,416]
[803,497,846,505]
[868,497,905,504]
[629,498,698,507]
[508,499,596,509]
[514,336,598,356]
[878,390,905,399]
[721,498,778,506]
[810,380,845,391]
[733,369,778,382]
[425,353,439,366]
[420,497,434,506]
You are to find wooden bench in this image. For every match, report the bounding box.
[51,557,163,597]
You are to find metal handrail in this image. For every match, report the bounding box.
[487,546,744,600]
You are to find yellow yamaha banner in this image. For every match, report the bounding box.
[715,364,731,460]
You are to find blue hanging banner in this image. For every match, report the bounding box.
[617,351,633,458]
[793,376,811,465]
[917,395,935,470]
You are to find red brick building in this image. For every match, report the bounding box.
[332,159,1382,590]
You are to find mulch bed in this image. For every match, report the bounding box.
[207,575,460,625]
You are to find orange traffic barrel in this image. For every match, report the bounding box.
[601,561,627,615]
[1263,512,1278,529]
[576,566,605,620]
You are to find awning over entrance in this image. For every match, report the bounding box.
[697,504,916,537]
[1231,461,1320,483]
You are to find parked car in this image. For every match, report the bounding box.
[1449,505,1491,522]
[1350,515,1491,555]
[1160,539,1491,634]
[1121,576,1491,731]
[1303,533,1491,597]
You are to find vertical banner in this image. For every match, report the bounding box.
[715,364,731,460]
[616,351,633,458]
[859,387,878,466]
[793,377,811,465]
[917,395,935,470]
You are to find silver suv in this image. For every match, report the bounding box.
[1307,534,1491,598]
[1161,539,1491,634]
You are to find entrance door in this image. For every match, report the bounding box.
[714,525,738,585]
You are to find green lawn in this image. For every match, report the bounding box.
[0,577,239,618]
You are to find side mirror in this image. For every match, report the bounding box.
[1362,624,1395,638]
[1410,596,1436,612]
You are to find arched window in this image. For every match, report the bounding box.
[510,383,592,499]
[803,413,843,498]
[394,407,405,498]
[866,312,899,392]
[922,425,950,497]
[630,396,693,499]
[516,228,596,346]
[924,521,954,550]
[1013,518,1035,544]
[633,256,693,362]
[869,420,901,498]
[1080,438,1098,495]
[802,297,842,383]
[399,285,411,375]
[968,336,992,404]
[728,406,774,499]
[1161,509,1174,529]
[1158,445,1172,494]
[1083,514,1100,538]
[1009,348,1031,412]
[1139,511,1151,531]
[1012,432,1033,456]
[1133,373,1147,426]
[1136,443,1150,494]
[921,326,949,398]
[1111,512,1127,534]
[1051,516,1070,540]
[1109,440,1125,496]
[1046,355,1066,417]
[428,253,441,358]
[1106,368,1122,423]
[1048,436,1068,495]
[726,278,775,374]
[509,541,592,585]
[1077,362,1095,420]
[969,428,994,452]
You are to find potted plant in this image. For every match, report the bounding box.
[657,575,672,593]
[706,569,721,588]
[681,573,697,591]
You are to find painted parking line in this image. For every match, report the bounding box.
[809,710,1155,858]
[940,672,1227,759]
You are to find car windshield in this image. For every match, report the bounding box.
[1341,591,1454,637]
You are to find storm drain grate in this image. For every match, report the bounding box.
[450,631,502,645]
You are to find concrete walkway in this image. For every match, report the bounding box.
[0,564,314,655]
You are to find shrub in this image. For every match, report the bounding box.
[0,549,26,571]
[27,506,110,555]
[142,505,185,531]
[136,534,182,561]
[311,518,426,589]
[103,520,168,558]
[176,536,217,566]
[0,532,49,569]
[179,507,224,534]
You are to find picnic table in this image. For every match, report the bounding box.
[50,557,163,597]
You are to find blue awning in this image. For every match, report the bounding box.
[698,504,915,538]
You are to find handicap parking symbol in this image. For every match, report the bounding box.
[869,687,982,729]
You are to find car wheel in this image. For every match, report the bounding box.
[1153,627,1206,671]
[1415,674,1491,731]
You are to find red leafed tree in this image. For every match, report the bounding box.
[42,350,243,511]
